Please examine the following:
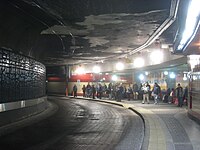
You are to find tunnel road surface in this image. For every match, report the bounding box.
[0,96,144,150]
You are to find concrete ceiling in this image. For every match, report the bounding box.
[0,0,177,66]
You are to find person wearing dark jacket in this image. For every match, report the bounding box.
[92,85,96,99]
[183,86,188,106]
[152,82,161,104]
[127,84,132,101]
[82,85,86,97]
[132,82,139,100]
[176,83,183,107]
[73,84,78,97]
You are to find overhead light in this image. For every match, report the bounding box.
[112,75,118,81]
[75,66,85,75]
[116,62,124,71]
[169,72,176,79]
[150,50,163,64]
[139,74,144,81]
[93,65,101,73]
[134,57,144,68]
[161,44,169,49]
[164,71,168,75]
[177,0,200,51]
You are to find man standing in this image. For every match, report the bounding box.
[82,85,86,97]
[127,84,132,101]
[92,84,96,99]
[142,82,151,104]
[152,82,161,104]
[176,83,183,107]
[132,82,138,100]
[73,84,78,97]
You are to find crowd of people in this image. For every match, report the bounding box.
[80,82,125,101]
[72,82,188,107]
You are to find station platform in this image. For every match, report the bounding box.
[71,96,200,150]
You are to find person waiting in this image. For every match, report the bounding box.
[142,82,151,104]
[132,82,139,100]
[73,84,78,97]
[127,84,133,101]
[152,82,161,104]
[176,83,183,107]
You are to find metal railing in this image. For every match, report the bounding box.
[0,48,46,103]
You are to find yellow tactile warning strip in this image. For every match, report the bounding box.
[90,99,167,150]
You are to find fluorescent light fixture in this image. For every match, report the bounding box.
[161,44,169,49]
[116,62,124,70]
[177,0,200,51]
[93,65,101,73]
[134,57,144,68]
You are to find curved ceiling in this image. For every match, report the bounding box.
[0,0,176,66]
